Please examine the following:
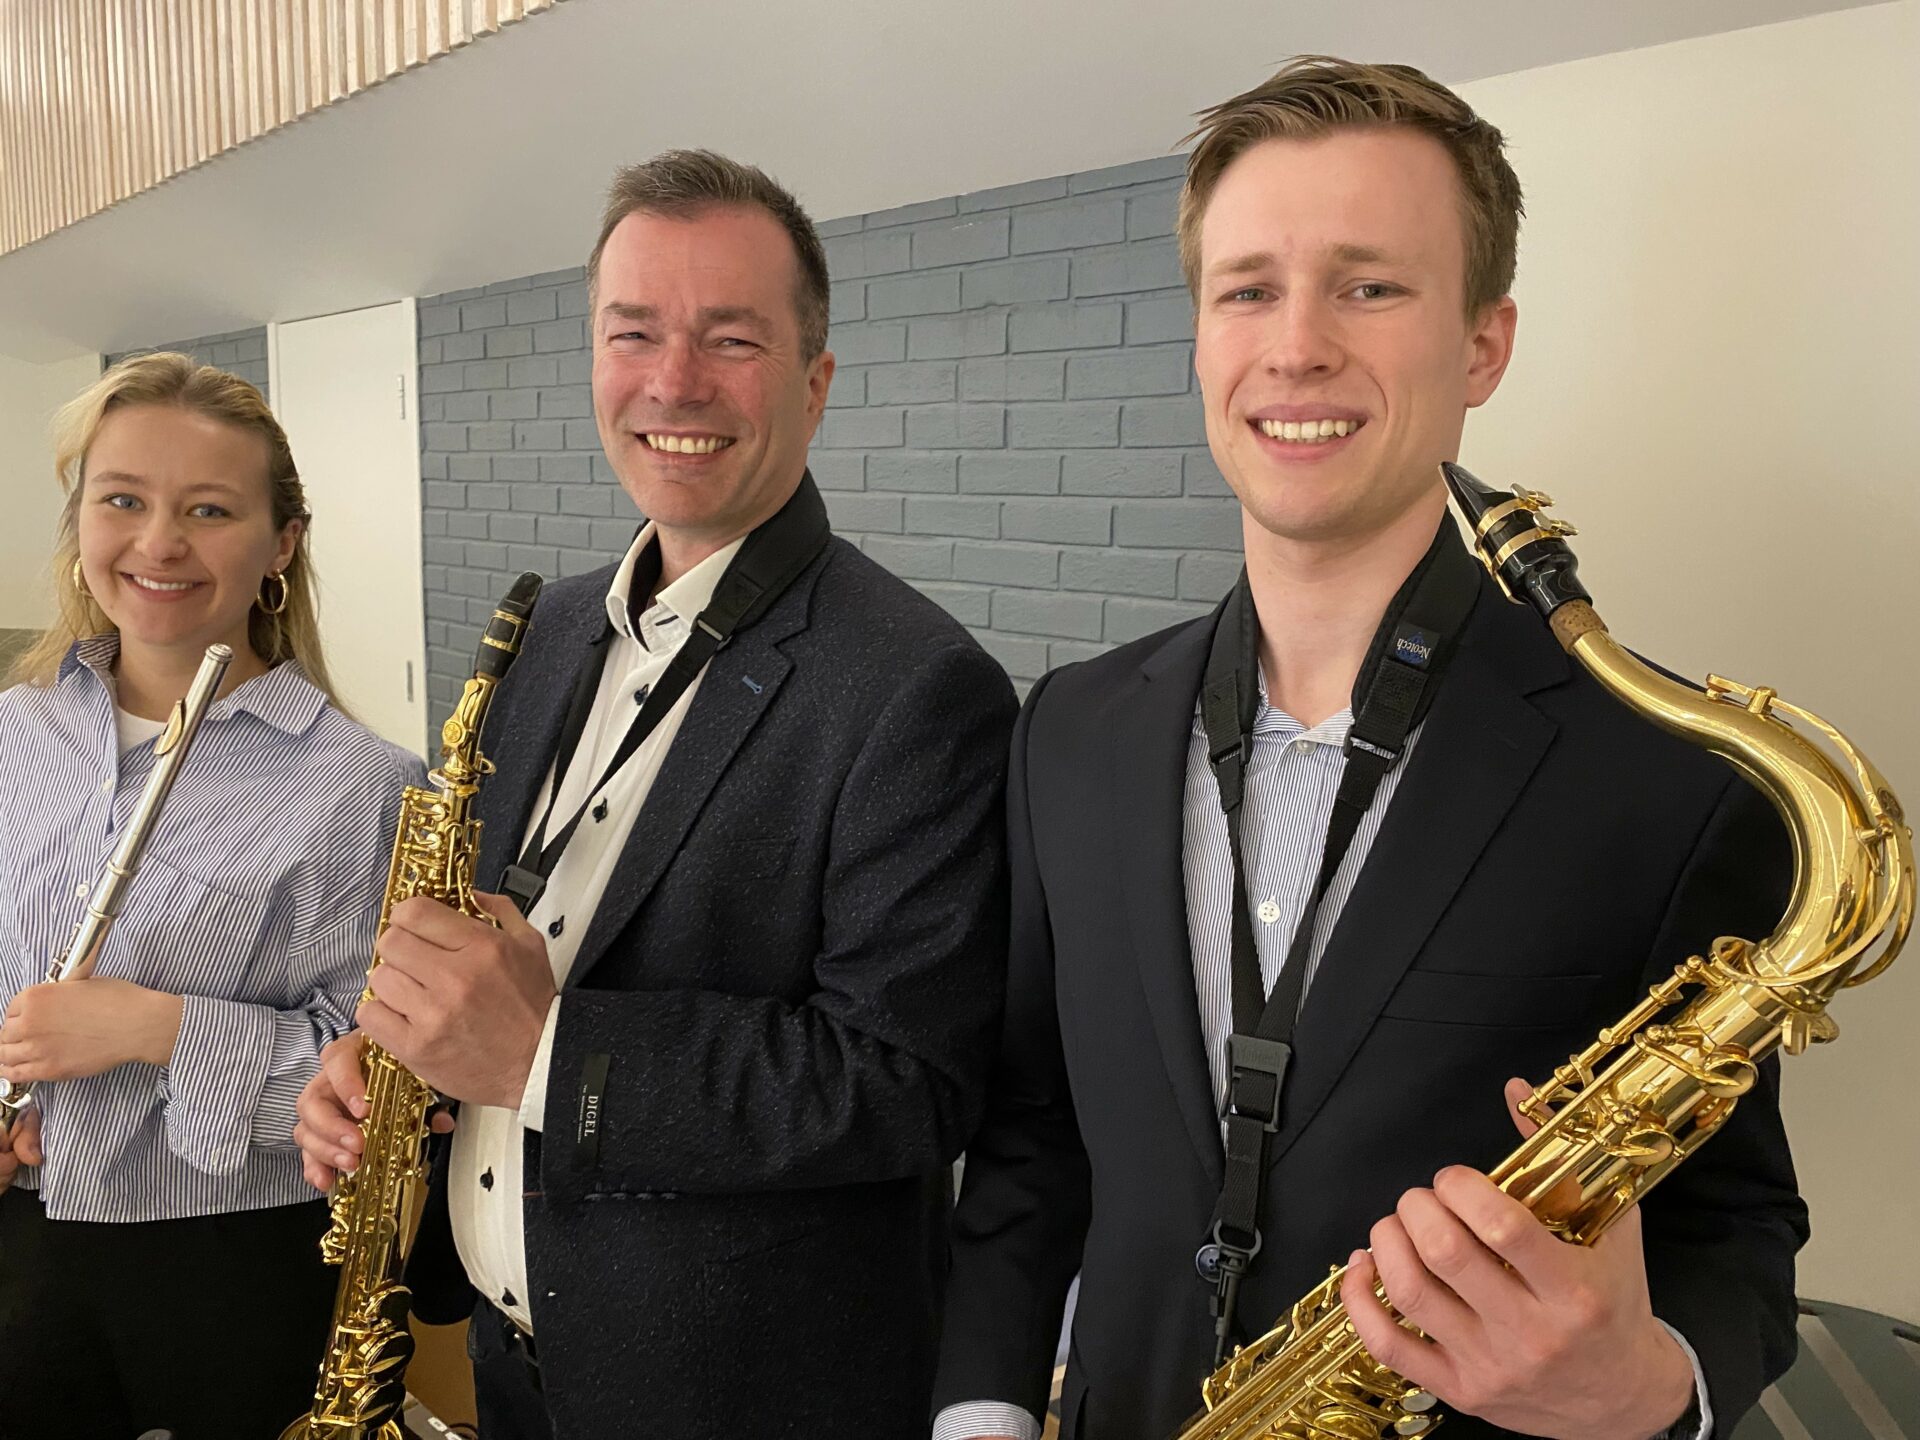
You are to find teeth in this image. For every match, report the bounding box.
[1257,418,1358,443]
[643,433,732,455]
[128,576,195,592]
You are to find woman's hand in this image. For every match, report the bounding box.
[0,1104,44,1194]
[0,979,185,1083]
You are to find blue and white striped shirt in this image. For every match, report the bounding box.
[0,635,424,1222]
[1180,679,1418,1116]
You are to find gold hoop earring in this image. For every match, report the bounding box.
[71,558,91,598]
[259,571,289,615]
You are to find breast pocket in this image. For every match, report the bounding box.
[727,834,795,881]
[104,852,276,1000]
[1381,968,1608,1030]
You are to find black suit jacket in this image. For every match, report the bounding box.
[409,530,1017,1438]
[934,572,1807,1440]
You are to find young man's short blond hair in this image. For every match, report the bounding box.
[1178,56,1523,315]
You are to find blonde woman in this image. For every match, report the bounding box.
[0,354,424,1439]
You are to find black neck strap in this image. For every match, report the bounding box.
[499,474,831,916]
[1195,514,1481,1364]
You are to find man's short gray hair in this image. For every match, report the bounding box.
[587,149,832,358]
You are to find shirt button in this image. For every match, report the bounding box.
[100,779,113,792]
[480,1167,494,1191]
[633,685,650,706]
[1292,739,1312,755]
[1257,897,1281,925]
[75,882,89,899]
[501,1288,518,1309]
[591,799,608,823]
[548,916,565,939]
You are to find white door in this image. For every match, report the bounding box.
[269,300,426,755]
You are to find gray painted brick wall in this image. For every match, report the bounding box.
[106,327,270,400]
[817,154,1234,684]
[417,153,1234,715]
[416,267,631,716]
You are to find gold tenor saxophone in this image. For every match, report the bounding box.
[1179,465,1913,1440]
[0,642,232,1134]
[283,572,541,1440]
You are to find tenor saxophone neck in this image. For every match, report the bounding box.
[1445,461,1912,1012]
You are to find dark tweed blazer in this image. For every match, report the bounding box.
[408,528,1017,1439]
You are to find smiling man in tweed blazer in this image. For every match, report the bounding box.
[295,150,1015,1439]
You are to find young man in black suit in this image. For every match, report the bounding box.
[933,59,1804,1440]
[293,151,1016,1438]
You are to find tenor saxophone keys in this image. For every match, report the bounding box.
[1781,1009,1840,1054]
[1389,1386,1440,1436]
[1704,674,1779,718]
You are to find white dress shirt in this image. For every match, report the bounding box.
[448,525,743,1332]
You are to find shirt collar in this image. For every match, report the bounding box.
[61,633,329,737]
[1251,669,1353,746]
[603,523,748,645]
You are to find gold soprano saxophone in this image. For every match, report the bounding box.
[283,572,541,1440]
[1179,465,1913,1440]
[0,643,232,1133]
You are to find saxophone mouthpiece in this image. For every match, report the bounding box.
[1442,462,1591,620]
[473,571,544,679]
[498,570,543,619]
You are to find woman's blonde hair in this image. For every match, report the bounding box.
[8,352,341,702]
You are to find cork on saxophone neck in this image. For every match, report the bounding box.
[1549,599,1607,652]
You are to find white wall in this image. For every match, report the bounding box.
[0,352,102,629]
[1458,2,1919,1319]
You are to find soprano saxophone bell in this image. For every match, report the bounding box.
[1176,471,1912,1440]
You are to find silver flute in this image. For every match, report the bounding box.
[0,642,233,1135]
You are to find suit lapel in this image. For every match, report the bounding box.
[566,567,812,984]
[475,574,614,892]
[1268,587,1565,1165]
[1111,618,1228,1186]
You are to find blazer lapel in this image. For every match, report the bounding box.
[566,567,812,984]
[1111,618,1228,1186]
[475,573,615,892]
[1268,585,1565,1166]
